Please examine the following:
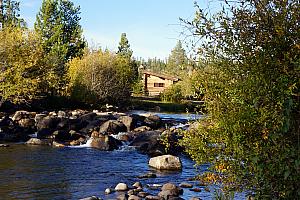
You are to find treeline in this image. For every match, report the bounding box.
[0,0,137,108]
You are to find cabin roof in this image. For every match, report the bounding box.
[142,70,180,81]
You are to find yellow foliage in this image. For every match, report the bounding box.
[0,27,44,103]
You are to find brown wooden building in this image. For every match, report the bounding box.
[142,70,180,96]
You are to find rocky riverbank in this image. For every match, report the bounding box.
[0,109,192,156]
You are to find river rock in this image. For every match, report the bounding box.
[12,110,35,121]
[115,183,129,191]
[117,193,129,200]
[149,155,182,170]
[133,126,151,132]
[18,118,35,128]
[57,111,67,118]
[119,115,134,131]
[69,137,85,146]
[138,192,149,198]
[130,131,165,156]
[79,196,101,200]
[25,138,52,145]
[78,112,97,122]
[53,130,71,141]
[179,182,193,188]
[99,120,127,134]
[158,183,183,199]
[105,188,114,194]
[145,195,161,200]
[138,172,157,179]
[52,141,65,147]
[133,182,142,188]
[90,134,121,150]
[36,116,60,130]
[144,115,162,129]
[128,195,141,200]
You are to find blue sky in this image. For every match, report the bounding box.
[20,0,216,59]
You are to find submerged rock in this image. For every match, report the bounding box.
[79,196,101,200]
[149,155,182,170]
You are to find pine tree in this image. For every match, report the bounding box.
[166,40,188,76]
[117,33,133,59]
[0,0,25,28]
[35,0,85,95]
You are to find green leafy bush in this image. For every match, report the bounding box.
[160,83,184,103]
[181,0,300,199]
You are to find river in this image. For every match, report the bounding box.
[0,111,245,200]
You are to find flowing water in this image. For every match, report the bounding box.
[0,111,246,200]
[0,145,213,200]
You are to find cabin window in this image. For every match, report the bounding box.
[154,83,164,87]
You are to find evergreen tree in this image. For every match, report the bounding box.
[0,0,25,28]
[166,40,188,76]
[117,33,133,59]
[35,0,85,95]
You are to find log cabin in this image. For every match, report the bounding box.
[142,70,180,96]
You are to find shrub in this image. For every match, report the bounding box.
[68,49,135,105]
[160,83,183,103]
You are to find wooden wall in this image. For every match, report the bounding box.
[143,74,174,96]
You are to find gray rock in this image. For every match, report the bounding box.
[144,115,162,129]
[133,126,151,132]
[145,195,161,200]
[132,182,142,188]
[117,193,129,200]
[137,192,149,198]
[130,131,165,156]
[119,115,134,131]
[137,172,157,179]
[25,138,52,145]
[115,183,128,191]
[128,195,141,200]
[18,118,35,128]
[149,155,182,170]
[12,111,34,121]
[99,120,127,134]
[105,188,114,194]
[179,182,193,188]
[90,133,121,151]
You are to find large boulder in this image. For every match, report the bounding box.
[99,120,127,134]
[158,183,183,199]
[130,131,165,156]
[12,110,35,121]
[118,115,134,131]
[90,132,122,150]
[149,155,182,170]
[144,115,162,129]
[78,112,97,122]
[36,116,60,130]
